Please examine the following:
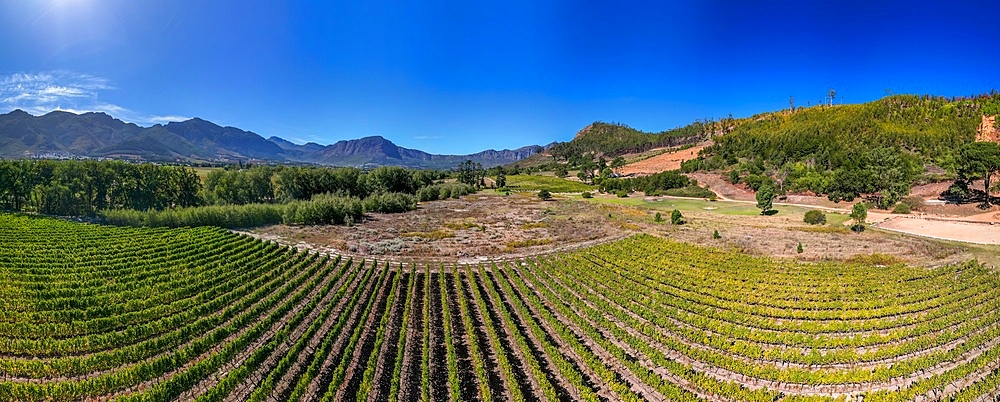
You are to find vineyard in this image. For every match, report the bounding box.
[1,213,1000,401]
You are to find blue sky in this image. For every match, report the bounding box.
[1,0,998,154]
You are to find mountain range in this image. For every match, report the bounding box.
[0,110,542,169]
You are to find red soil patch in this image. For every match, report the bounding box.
[978,115,998,143]
[619,145,707,176]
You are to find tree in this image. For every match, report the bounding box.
[494,166,507,188]
[828,88,836,106]
[789,96,795,111]
[654,212,663,222]
[456,160,485,187]
[576,159,597,184]
[670,209,684,224]
[957,142,1000,206]
[850,202,868,231]
[756,184,774,215]
[610,156,626,175]
[537,189,552,200]
[797,242,804,253]
[554,165,568,178]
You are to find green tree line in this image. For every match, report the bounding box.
[0,160,200,216]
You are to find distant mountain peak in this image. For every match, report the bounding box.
[0,110,541,168]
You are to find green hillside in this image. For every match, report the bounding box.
[548,121,711,160]
[683,93,1000,206]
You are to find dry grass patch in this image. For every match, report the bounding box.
[505,238,553,251]
[401,229,455,240]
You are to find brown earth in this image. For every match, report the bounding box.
[618,144,707,176]
[978,115,998,142]
[249,192,628,264]
[877,217,1000,245]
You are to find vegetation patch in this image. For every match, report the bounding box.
[503,174,595,192]
[504,238,553,250]
[401,229,455,240]
[789,225,851,234]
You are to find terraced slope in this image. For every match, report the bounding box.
[0,214,998,401]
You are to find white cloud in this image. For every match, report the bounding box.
[146,115,192,124]
[0,70,185,126]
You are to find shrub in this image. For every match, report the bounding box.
[362,192,417,213]
[712,229,721,239]
[615,190,629,198]
[416,183,476,202]
[284,194,364,225]
[537,189,552,200]
[661,186,716,199]
[899,195,924,211]
[654,212,663,222]
[891,202,911,214]
[797,242,804,253]
[670,209,684,224]
[581,191,593,199]
[803,210,827,225]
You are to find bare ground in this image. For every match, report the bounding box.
[249,193,627,264]
[619,144,707,176]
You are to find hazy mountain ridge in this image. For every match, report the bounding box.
[0,110,540,168]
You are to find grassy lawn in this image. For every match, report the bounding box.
[192,167,222,181]
[502,174,595,193]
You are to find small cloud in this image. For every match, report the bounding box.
[0,70,186,126]
[146,115,193,124]
[413,135,442,140]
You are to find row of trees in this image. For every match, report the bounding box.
[0,160,200,216]
[204,165,445,205]
[0,160,481,223]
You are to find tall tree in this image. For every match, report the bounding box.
[756,184,775,215]
[494,166,507,188]
[958,141,1000,205]
[827,88,837,106]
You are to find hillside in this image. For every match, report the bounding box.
[681,93,1000,206]
[0,110,540,168]
[547,121,712,160]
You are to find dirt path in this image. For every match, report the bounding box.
[876,217,1000,245]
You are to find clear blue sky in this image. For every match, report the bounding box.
[1,1,998,154]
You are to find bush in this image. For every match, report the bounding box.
[661,186,717,199]
[362,192,417,213]
[891,202,911,214]
[899,195,924,211]
[803,210,827,225]
[537,189,552,200]
[615,190,629,198]
[581,191,593,199]
[416,183,476,202]
[712,229,721,239]
[102,204,284,229]
[284,194,364,225]
[670,209,684,224]
[654,212,663,222]
[797,242,804,253]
